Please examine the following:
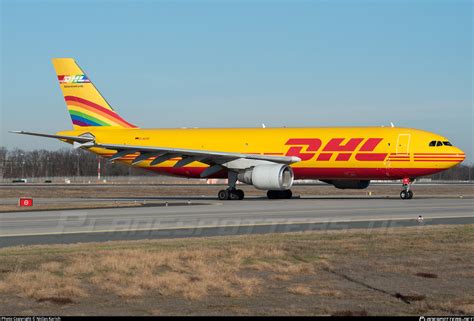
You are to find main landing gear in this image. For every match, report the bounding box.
[400,177,414,200]
[267,189,293,199]
[218,189,244,200]
[218,171,245,200]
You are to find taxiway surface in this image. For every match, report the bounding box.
[0,197,473,247]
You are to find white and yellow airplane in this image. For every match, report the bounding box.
[13,58,466,200]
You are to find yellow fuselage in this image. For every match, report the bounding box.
[57,126,465,180]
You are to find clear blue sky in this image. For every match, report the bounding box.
[1,0,472,162]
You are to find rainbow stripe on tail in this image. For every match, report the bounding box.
[52,58,137,128]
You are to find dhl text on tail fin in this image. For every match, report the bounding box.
[51,58,136,129]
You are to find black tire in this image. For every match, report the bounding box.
[400,190,408,199]
[407,190,414,199]
[218,189,229,200]
[267,190,277,199]
[236,189,245,200]
[267,190,292,199]
[229,190,240,200]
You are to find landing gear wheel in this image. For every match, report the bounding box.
[267,189,293,199]
[400,178,415,200]
[229,190,240,200]
[400,190,408,199]
[236,189,245,200]
[400,190,413,200]
[218,189,245,200]
[267,190,277,199]
[218,189,230,200]
[218,172,245,201]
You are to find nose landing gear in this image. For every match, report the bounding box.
[400,178,414,200]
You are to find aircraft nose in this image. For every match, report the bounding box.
[453,147,466,163]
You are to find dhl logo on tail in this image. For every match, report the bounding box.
[58,75,90,83]
[52,58,137,129]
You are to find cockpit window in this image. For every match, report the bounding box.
[429,140,452,147]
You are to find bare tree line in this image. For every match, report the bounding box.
[0,147,472,181]
[428,164,473,181]
[0,147,149,179]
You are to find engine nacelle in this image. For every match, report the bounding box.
[238,164,294,190]
[322,180,370,189]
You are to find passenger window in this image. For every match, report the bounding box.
[429,141,436,147]
[443,141,452,146]
[436,141,443,146]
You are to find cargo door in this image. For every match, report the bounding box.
[396,134,411,155]
[385,134,411,178]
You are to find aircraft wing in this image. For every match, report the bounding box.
[97,143,300,177]
[11,131,301,177]
[99,143,299,164]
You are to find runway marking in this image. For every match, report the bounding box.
[1,215,473,238]
[1,204,472,224]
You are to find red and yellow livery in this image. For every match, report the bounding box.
[13,58,466,200]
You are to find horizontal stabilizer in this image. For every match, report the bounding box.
[10,131,95,143]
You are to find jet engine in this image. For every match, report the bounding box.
[238,164,294,190]
[322,180,370,189]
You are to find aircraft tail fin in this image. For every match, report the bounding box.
[51,58,137,129]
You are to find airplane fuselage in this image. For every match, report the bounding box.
[58,126,465,180]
